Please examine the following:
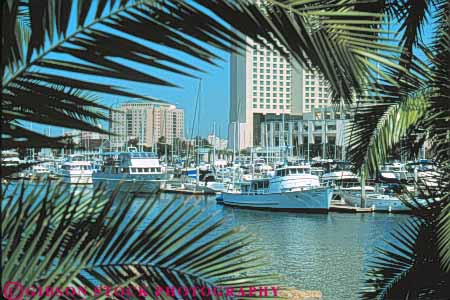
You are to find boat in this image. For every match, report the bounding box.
[93,149,170,193]
[222,165,333,212]
[342,192,412,212]
[321,170,375,201]
[60,154,93,184]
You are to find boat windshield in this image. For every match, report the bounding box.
[275,168,308,176]
[130,152,157,158]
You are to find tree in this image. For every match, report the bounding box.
[2,180,279,299]
[2,1,449,297]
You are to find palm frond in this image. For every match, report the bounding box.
[347,91,429,177]
[361,174,450,300]
[2,179,280,299]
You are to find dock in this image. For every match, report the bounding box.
[160,182,216,195]
[330,204,373,213]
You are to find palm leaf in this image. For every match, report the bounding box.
[361,176,450,300]
[2,179,281,299]
[347,91,429,178]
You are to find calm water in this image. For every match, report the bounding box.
[152,193,408,300]
[4,182,408,300]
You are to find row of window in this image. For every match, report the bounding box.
[253,92,291,98]
[253,74,291,86]
[253,56,289,63]
[305,99,330,104]
[253,104,291,110]
[252,68,290,74]
[253,98,290,103]
[252,82,291,91]
[253,62,290,69]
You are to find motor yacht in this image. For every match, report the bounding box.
[93,149,170,193]
[60,154,93,184]
[222,165,332,212]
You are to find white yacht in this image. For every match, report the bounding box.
[1,150,22,167]
[222,165,332,212]
[60,154,93,184]
[93,150,170,193]
[321,171,375,201]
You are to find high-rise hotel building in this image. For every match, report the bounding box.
[229,35,333,150]
[110,102,184,150]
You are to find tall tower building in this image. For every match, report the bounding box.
[110,102,184,150]
[229,36,303,150]
[228,37,334,150]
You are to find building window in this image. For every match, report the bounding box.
[266,105,270,108]
[253,74,257,78]
[286,105,290,110]
[260,75,264,79]
[260,80,264,85]
[306,105,310,109]
[273,93,277,97]
[279,93,283,97]
[273,105,277,109]
[253,92,257,96]
[266,74,270,79]
[266,99,270,103]
[253,104,257,108]
[253,62,257,67]
[273,64,277,68]
[273,57,277,62]
[266,81,270,85]
[280,105,284,109]
[266,63,270,67]
[260,63,264,67]
[260,104,264,108]
[266,87,270,91]
[305,99,309,103]
[273,75,278,79]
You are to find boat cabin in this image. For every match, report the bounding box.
[102,152,163,175]
[274,166,311,177]
[239,179,270,195]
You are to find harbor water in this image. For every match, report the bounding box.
[145,193,409,300]
[4,182,409,300]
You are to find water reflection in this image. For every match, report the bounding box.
[155,193,408,300]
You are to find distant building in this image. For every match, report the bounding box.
[260,107,351,160]
[63,128,108,151]
[110,102,184,150]
[228,33,334,150]
[207,134,228,151]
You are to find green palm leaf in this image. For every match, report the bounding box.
[361,175,450,300]
[2,180,281,299]
[347,91,429,178]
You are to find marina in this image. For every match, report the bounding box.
[2,147,435,214]
[2,1,448,299]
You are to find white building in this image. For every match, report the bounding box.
[207,134,228,151]
[260,107,351,160]
[110,102,184,150]
[229,34,333,150]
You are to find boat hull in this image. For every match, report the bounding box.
[222,188,332,212]
[339,190,410,212]
[62,173,93,184]
[93,173,168,193]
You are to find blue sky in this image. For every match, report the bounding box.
[24,1,436,140]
